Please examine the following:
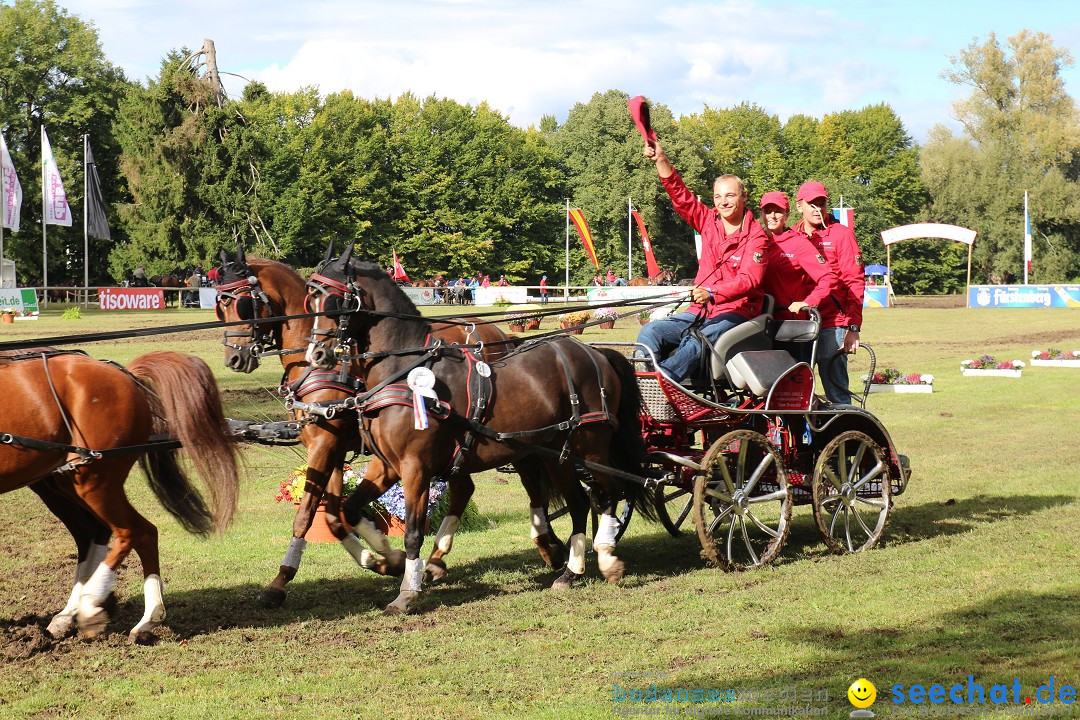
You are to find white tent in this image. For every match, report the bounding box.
[1,259,14,289]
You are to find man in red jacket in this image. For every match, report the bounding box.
[636,138,768,381]
[792,181,865,404]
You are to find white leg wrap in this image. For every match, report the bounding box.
[80,562,117,606]
[281,537,307,569]
[433,516,460,554]
[400,557,424,593]
[530,507,549,540]
[48,582,83,637]
[140,574,166,624]
[593,513,620,549]
[567,533,587,575]
[354,518,392,555]
[340,534,369,566]
[596,545,619,574]
[78,544,110,584]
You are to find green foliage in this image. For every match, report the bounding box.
[61,305,81,320]
[924,30,1080,284]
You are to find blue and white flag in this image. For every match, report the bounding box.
[42,127,72,227]
[0,132,22,232]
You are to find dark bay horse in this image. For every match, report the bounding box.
[628,269,675,286]
[214,248,566,608]
[1,349,239,642]
[305,247,656,614]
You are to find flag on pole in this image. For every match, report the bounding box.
[42,128,72,226]
[391,250,411,282]
[85,140,110,240]
[832,206,854,228]
[1023,191,1032,284]
[1,133,22,232]
[630,209,661,278]
[568,208,599,268]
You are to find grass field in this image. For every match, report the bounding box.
[1,301,1078,720]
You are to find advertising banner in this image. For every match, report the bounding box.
[586,285,684,306]
[401,286,437,306]
[864,286,890,308]
[968,285,1080,308]
[474,286,528,306]
[100,287,166,311]
[0,288,40,315]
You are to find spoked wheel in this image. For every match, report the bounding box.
[693,429,792,570]
[655,479,693,536]
[811,430,892,553]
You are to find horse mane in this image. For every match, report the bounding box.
[348,260,422,318]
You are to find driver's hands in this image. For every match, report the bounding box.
[788,301,809,314]
[691,286,711,305]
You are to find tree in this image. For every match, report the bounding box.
[0,0,129,284]
[924,31,1080,283]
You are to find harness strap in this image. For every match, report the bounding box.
[445,349,493,476]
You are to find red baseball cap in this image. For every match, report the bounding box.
[759,191,789,211]
[796,181,828,202]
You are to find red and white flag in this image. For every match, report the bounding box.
[1,132,22,232]
[392,250,411,282]
[631,209,661,278]
[42,127,71,226]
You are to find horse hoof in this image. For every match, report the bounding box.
[128,624,161,645]
[77,608,109,639]
[601,558,625,584]
[383,590,419,615]
[46,614,76,639]
[424,559,448,585]
[551,569,585,591]
[257,587,286,608]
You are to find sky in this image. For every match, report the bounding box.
[57,0,1080,143]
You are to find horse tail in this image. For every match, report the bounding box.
[596,348,659,521]
[126,351,240,536]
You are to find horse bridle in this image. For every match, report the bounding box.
[305,270,364,366]
[215,272,278,358]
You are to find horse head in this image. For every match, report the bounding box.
[214,242,277,373]
[305,243,425,372]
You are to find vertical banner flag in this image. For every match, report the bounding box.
[85,140,110,240]
[568,208,599,268]
[42,128,72,226]
[1,133,22,232]
[631,209,661,278]
[1023,191,1032,284]
[392,250,411,282]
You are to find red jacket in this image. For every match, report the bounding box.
[793,218,864,328]
[762,228,838,321]
[661,170,768,320]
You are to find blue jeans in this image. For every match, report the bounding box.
[636,311,747,381]
[815,326,851,404]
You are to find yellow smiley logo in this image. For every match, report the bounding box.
[848,679,877,709]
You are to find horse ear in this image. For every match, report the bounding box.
[219,249,229,267]
[235,238,246,264]
[321,240,335,268]
[340,243,354,267]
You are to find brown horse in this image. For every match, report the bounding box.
[627,269,675,286]
[0,349,239,642]
[305,246,656,614]
[214,247,565,608]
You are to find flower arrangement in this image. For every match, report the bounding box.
[559,310,592,325]
[639,309,652,322]
[527,309,546,321]
[491,296,513,308]
[1031,348,1080,360]
[504,312,528,327]
[961,356,1025,370]
[0,307,16,316]
[864,368,933,385]
[276,463,364,503]
[592,307,620,321]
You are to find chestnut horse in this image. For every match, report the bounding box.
[305,247,656,614]
[1,349,239,642]
[627,269,675,286]
[214,247,565,608]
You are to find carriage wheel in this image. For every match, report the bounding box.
[655,480,693,537]
[811,430,892,554]
[693,429,792,570]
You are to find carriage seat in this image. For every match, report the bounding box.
[726,350,800,397]
[771,318,820,344]
[707,294,776,384]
